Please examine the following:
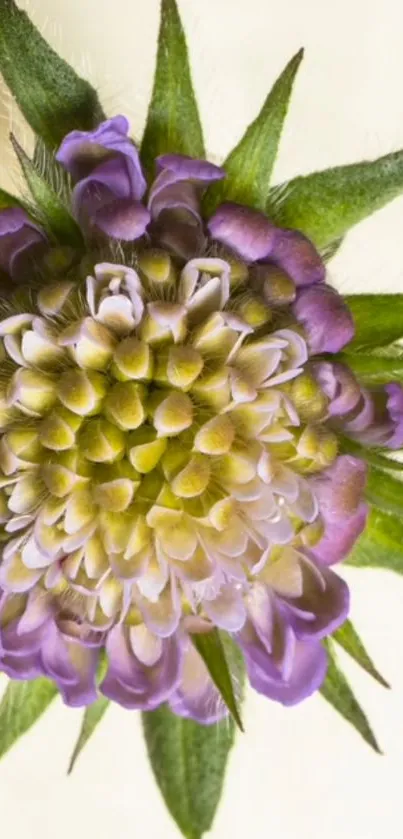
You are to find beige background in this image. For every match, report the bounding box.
[1,1,403,837]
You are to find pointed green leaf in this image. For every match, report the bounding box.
[0,678,58,760]
[0,0,104,148]
[365,467,403,517]
[267,150,403,247]
[0,187,26,211]
[320,237,344,262]
[140,0,204,180]
[320,641,381,753]
[346,506,403,574]
[332,620,389,688]
[339,350,403,385]
[67,696,110,774]
[11,134,83,247]
[191,629,244,731]
[203,49,304,215]
[343,295,403,350]
[143,705,236,839]
[338,435,403,473]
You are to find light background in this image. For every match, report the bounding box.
[0,1,403,837]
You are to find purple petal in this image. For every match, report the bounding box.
[149,154,225,218]
[312,361,362,416]
[169,640,228,725]
[208,202,277,261]
[246,636,327,706]
[101,625,182,710]
[270,228,325,287]
[284,559,350,639]
[56,116,146,198]
[312,455,367,524]
[293,285,354,354]
[0,208,47,279]
[94,199,151,240]
[40,622,99,707]
[311,502,368,566]
[385,383,403,447]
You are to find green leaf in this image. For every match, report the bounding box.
[142,705,236,839]
[320,641,381,753]
[0,0,104,148]
[0,187,26,211]
[365,466,403,517]
[346,506,403,574]
[343,295,403,350]
[0,678,58,760]
[267,150,403,248]
[332,620,389,688]
[338,435,403,473]
[67,696,110,774]
[191,630,244,731]
[140,0,205,180]
[339,350,403,385]
[320,237,344,262]
[203,49,304,215]
[10,134,83,247]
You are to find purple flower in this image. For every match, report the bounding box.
[56,116,150,240]
[208,202,325,285]
[293,284,355,354]
[0,208,46,279]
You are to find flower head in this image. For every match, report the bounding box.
[0,119,374,721]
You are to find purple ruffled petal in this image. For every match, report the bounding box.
[101,625,182,710]
[293,285,354,354]
[0,208,47,279]
[310,455,368,565]
[269,228,325,287]
[94,199,151,240]
[208,202,277,261]
[245,635,327,706]
[312,361,362,417]
[40,621,99,707]
[311,502,368,566]
[284,559,350,639]
[149,154,225,220]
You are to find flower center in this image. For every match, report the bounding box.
[0,253,336,634]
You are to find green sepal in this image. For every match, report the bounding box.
[0,0,104,148]
[338,435,403,474]
[267,150,403,248]
[0,187,27,212]
[346,506,403,574]
[365,466,403,517]
[191,629,244,731]
[332,620,389,688]
[0,678,58,760]
[343,295,403,350]
[320,641,381,753]
[10,134,83,247]
[140,0,205,180]
[67,696,110,774]
[142,705,237,839]
[203,49,304,216]
[339,348,403,385]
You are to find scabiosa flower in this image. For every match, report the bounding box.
[0,115,391,722]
